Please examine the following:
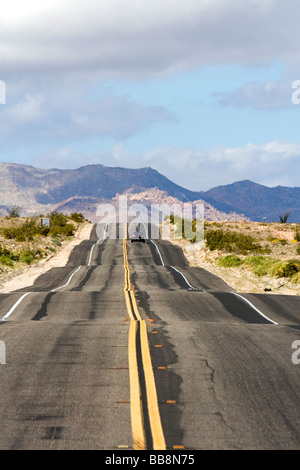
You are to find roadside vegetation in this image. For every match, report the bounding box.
[207,224,300,285]
[0,212,86,270]
[165,216,300,287]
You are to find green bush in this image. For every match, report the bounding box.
[20,249,36,265]
[243,256,281,277]
[0,255,14,266]
[276,260,300,278]
[2,218,46,241]
[2,225,19,239]
[205,229,265,254]
[50,211,69,227]
[8,205,22,217]
[297,245,300,255]
[70,212,85,223]
[0,245,20,266]
[217,255,244,267]
[179,218,203,243]
[49,223,75,238]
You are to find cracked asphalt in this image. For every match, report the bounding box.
[0,224,300,449]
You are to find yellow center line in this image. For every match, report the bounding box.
[123,229,166,451]
[128,320,146,450]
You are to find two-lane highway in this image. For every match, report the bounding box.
[1,223,300,449]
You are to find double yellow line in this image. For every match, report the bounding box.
[123,237,166,450]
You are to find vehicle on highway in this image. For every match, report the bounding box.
[131,231,146,243]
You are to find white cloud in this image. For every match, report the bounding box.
[1,0,300,79]
[214,73,300,111]
[9,94,45,123]
[98,141,300,190]
[24,140,300,191]
[0,84,174,142]
[70,96,175,139]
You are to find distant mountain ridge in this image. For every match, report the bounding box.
[202,180,300,223]
[0,162,299,222]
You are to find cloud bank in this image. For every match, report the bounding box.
[1,0,300,79]
[107,141,300,191]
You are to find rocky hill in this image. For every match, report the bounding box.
[0,162,247,221]
[0,162,298,222]
[203,180,300,223]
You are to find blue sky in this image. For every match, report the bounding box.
[1,0,300,191]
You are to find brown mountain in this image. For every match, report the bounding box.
[1,162,298,223]
[0,162,246,221]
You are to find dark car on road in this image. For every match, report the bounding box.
[131,231,146,243]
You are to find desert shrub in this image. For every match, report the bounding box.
[0,245,20,266]
[279,212,291,223]
[70,212,85,223]
[48,212,75,238]
[276,260,300,278]
[2,219,44,241]
[39,225,50,236]
[50,223,75,238]
[15,219,39,241]
[61,223,75,236]
[180,218,203,243]
[20,249,36,265]
[217,255,244,267]
[291,272,300,284]
[295,228,300,242]
[243,256,281,277]
[8,205,22,217]
[2,225,19,239]
[205,229,264,254]
[0,255,14,266]
[297,245,300,255]
[50,211,68,227]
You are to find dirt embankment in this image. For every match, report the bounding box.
[168,221,300,296]
[0,222,94,293]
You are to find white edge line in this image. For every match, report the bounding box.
[1,238,99,319]
[234,293,278,325]
[88,244,95,266]
[1,292,32,321]
[150,239,165,266]
[169,265,197,291]
[87,238,101,266]
[51,266,82,292]
[152,232,278,322]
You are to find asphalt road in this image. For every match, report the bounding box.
[1,223,300,450]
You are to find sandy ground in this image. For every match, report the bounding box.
[0,223,94,293]
[171,239,300,296]
[0,220,299,297]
